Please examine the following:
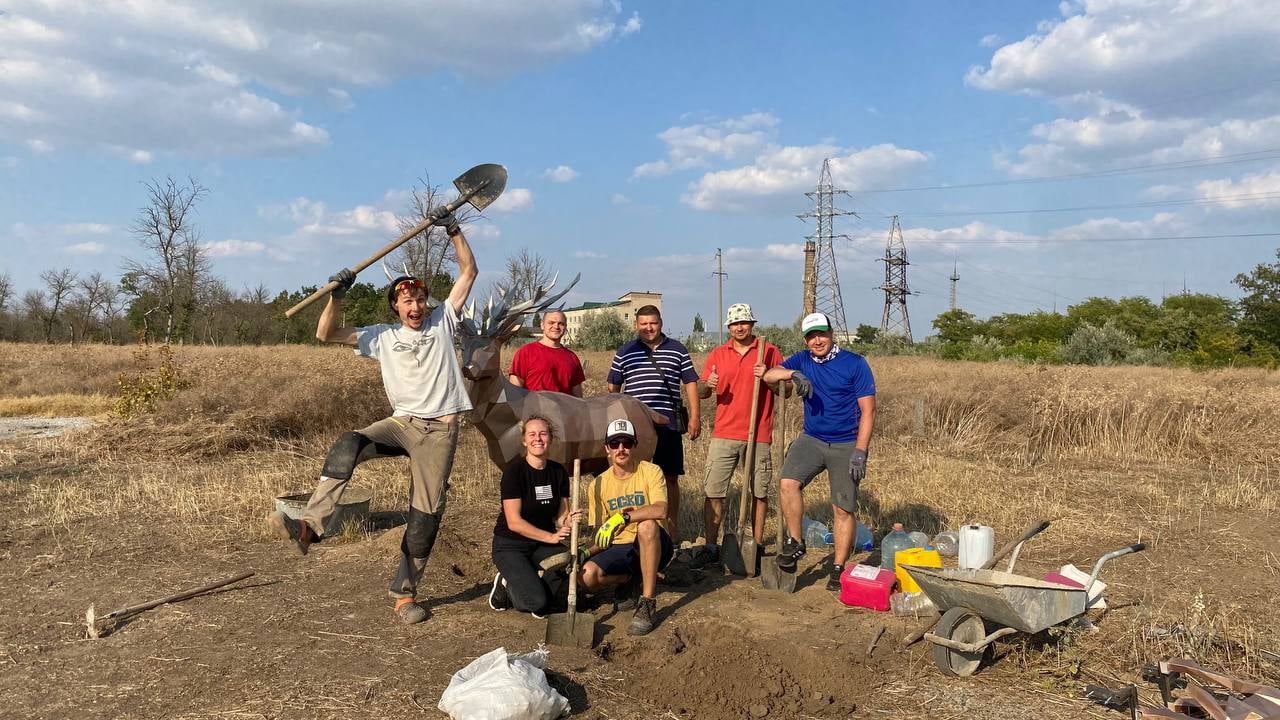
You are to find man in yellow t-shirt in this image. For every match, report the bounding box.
[582,418,674,636]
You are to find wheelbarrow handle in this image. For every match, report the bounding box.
[1085,542,1145,592]
[981,519,1050,571]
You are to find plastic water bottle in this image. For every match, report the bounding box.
[802,517,830,547]
[932,531,959,557]
[880,523,914,573]
[855,521,873,552]
[889,591,938,617]
[908,531,931,549]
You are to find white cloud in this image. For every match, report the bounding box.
[489,187,534,213]
[611,193,631,205]
[1196,170,1280,209]
[26,138,53,153]
[56,222,112,235]
[0,1,639,158]
[979,33,1001,48]
[1047,212,1183,241]
[203,238,265,257]
[967,0,1280,115]
[543,165,579,182]
[573,250,606,259]
[65,241,106,255]
[1142,183,1185,199]
[633,112,779,178]
[129,149,153,165]
[683,142,929,213]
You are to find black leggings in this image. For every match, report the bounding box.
[491,534,566,613]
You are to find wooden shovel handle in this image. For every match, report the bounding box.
[735,340,767,530]
[568,459,581,612]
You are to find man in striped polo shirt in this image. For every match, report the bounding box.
[607,304,700,544]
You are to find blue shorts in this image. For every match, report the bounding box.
[589,526,674,577]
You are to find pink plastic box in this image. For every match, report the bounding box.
[838,564,897,611]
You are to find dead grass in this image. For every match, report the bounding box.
[4,342,1279,685]
[0,393,114,417]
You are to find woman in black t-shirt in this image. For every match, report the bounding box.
[488,416,581,616]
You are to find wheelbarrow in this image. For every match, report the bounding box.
[903,540,1145,676]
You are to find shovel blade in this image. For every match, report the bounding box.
[545,610,594,648]
[453,163,508,212]
[760,558,798,593]
[741,536,760,577]
[721,532,747,576]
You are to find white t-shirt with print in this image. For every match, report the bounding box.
[354,302,473,418]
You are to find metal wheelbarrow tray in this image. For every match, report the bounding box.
[904,541,1145,677]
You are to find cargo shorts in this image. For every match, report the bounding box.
[702,437,772,500]
[779,432,858,512]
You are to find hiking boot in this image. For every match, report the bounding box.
[394,598,428,624]
[628,596,657,636]
[776,537,806,572]
[826,564,844,592]
[266,510,317,556]
[488,573,511,611]
[688,545,720,570]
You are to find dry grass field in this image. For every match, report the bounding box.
[1,341,1277,719]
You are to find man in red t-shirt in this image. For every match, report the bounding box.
[509,309,586,396]
[691,303,783,568]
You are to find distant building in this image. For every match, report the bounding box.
[561,291,662,341]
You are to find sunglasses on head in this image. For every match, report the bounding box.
[393,278,425,294]
[606,438,636,449]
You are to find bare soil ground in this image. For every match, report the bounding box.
[1,343,1277,719]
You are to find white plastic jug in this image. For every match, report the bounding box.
[958,524,994,569]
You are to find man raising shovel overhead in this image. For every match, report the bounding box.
[266,208,478,625]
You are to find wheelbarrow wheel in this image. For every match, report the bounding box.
[932,607,987,677]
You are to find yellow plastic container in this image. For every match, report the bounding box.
[895,547,942,593]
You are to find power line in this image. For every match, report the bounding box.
[859,148,1280,194]
[890,231,1280,246]
[897,189,1280,218]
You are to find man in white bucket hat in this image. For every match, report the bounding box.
[691,303,783,568]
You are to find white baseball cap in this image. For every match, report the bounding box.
[725,303,756,326]
[605,418,636,442]
[801,312,832,335]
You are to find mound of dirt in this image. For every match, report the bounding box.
[610,618,863,719]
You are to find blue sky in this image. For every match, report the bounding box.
[3,0,1280,336]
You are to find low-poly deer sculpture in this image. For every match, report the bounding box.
[459,274,666,476]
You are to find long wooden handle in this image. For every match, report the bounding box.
[101,571,256,621]
[284,190,475,318]
[568,459,581,613]
[735,340,767,530]
[775,385,787,547]
[980,520,1050,570]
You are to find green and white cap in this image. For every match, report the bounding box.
[801,312,831,335]
[725,303,756,326]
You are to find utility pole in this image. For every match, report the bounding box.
[713,248,727,345]
[878,215,914,341]
[949,260,959,312]
[799,158,857,340]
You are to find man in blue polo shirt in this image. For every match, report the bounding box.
[759,312,876,592]
[607,304,700,545]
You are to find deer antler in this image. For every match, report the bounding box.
[457,273,580,341]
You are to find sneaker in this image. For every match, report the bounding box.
[394,598,428,624]
[265,510,317,556]
[688,545,720,569]
[776,537,806,572]
[826,564,844,592]
[530,609,548,620]
[628,596,657,636]
[488,573,511,611]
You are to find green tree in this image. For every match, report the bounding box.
[692,313,705,333]
[931,309,979,344]
[1067,296,1159,339]
[1060,320,1135,366]
[854,324,879,343]
[1235,249,1280,348]
[576,310,629,351]
[1146,293,1236,352]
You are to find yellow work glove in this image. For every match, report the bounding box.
[595,512,628,549]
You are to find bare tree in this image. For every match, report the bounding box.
[21,289,48,342]
[74,271,110,342]
[0,271,12,313]
[496,248,552,301]
[39,268,78,343]
[392,175,478,297]
[100,281,122,343]
[126,175,209,343]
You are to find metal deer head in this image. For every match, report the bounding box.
[458,273,579,380]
